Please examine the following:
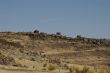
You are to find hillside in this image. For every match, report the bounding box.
[0,32,110,73]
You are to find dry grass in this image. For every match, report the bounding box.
[0,32,109,73]
[81,66,95,73]
[95,66,110,73]
[47,63,56,71]
[69,64,110,73]
[0,53,15,65]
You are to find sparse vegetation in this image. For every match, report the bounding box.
[95,66,110,73]
[0,52,15,65]
[69,64,110,73]
[69,65,110,73]
[0,32,109,73]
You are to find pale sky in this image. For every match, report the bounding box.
[0,0,110,38]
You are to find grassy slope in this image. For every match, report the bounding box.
[0,32,109,73]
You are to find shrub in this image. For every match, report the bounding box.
[43,63,47,67]
[69,64,95,73]
[47,63,56,71]
[76,35,82,39]
[81,66,90,73]
[56,32,61,36]
[69,64,78,73]
[33,29,39,33]
[30,58,35,61]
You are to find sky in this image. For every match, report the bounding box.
[0,0,110,38]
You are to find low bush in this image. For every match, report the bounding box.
[69,64,95,73]
[69,64,110,73]
[47,63,56,71]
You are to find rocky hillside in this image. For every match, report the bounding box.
[0,32,110,48]
[0,31,109,73]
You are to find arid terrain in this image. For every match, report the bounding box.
[0,31,110,73]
